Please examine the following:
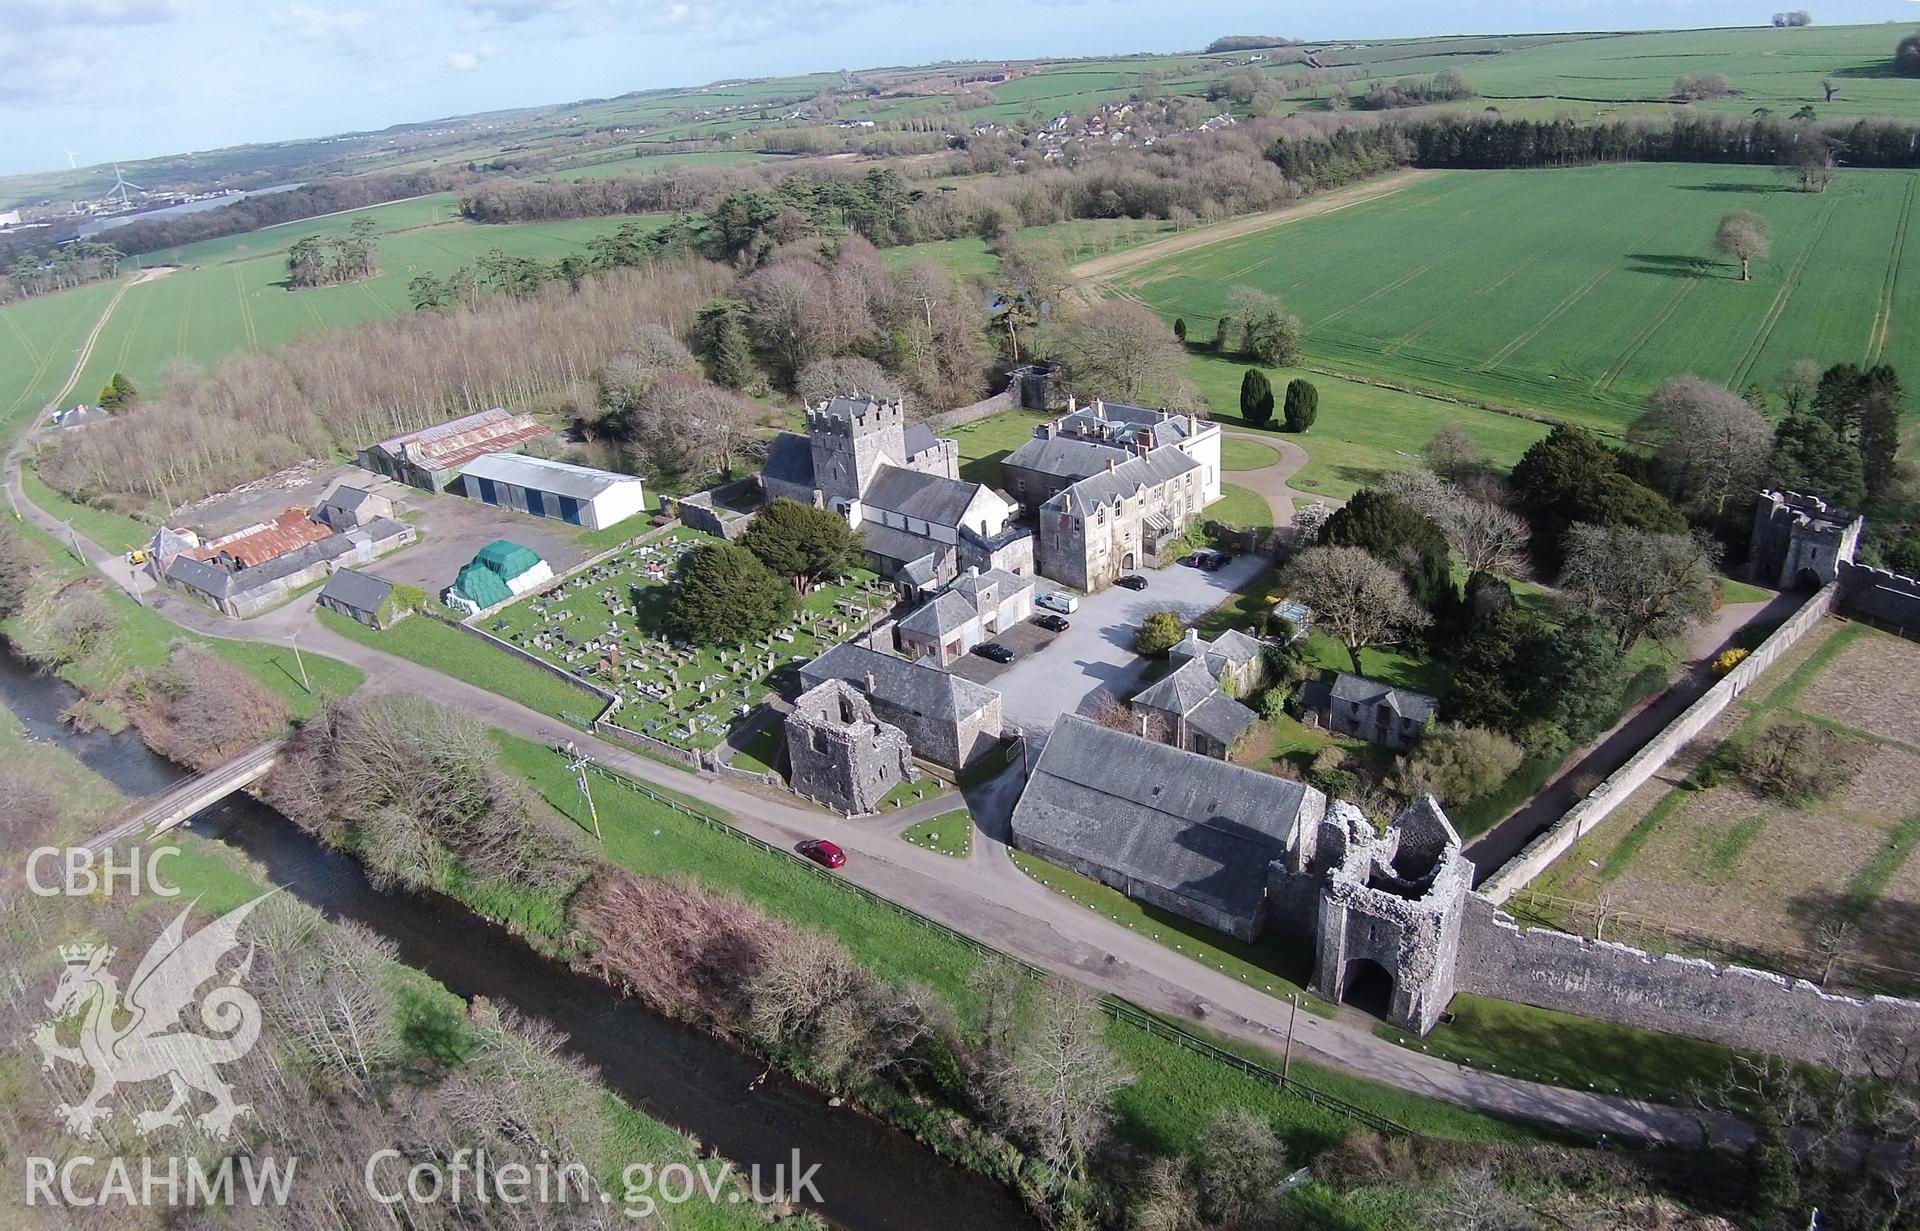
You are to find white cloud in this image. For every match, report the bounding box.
[279,2,379,53]
[8,0,186,30]
[447,41,497,70]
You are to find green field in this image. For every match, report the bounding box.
[0,205,675,430]
[1122,164,1920,434]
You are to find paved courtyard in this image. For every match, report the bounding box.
[963,553,1268,734]
[351,471,592,593]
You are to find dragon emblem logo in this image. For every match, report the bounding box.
[32,893,272,1140]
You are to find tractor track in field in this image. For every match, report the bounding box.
[1310,255,1446,331]
[1384,253,1539,356]
[233,265,259,348]
[1728,190,1839,392]
[1868,177,1914,364]
[1595,270,1701,394]
[1478,262,1615,371]
[2,306,43,368]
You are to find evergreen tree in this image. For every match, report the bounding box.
[1770,412,1866,506]
[97,372,137,412]
[1238,368,1275,426]
[1813,362,1903,499]
[738,498,866,595]
[1173,317,1188,343]
[669,543,795,645]
[1282,379,1319,433]
[694,300,758,390]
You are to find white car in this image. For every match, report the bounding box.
[1036,590,1079,614]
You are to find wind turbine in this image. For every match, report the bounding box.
[101,164,143,208]
[66,151,77,170]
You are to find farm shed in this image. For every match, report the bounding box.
[458,453,648,532]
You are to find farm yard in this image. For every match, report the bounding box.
[1526,618,1920,997]
[485,530,893,752]
[1118,164,1920,436]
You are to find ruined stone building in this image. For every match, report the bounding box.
[799,642,1004,770]
[761,394,1033,593]
[784,679,915,814]
[1009,716,1468,1033]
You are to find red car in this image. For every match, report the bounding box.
[797,839,847,869]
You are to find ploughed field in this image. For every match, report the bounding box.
[1118,163,1920,436]
[1526,619,1920,999]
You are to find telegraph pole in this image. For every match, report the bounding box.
[566,743,603,842]
[1282,993,1300,1085]
[288,629,309,691]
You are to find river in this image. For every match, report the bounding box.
[0,647,1036,1231]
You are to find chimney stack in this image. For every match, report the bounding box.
[863,671,876,695]
[1107,458,1117,473]
[1066,394,1077,414]
[1094,399,1106,420]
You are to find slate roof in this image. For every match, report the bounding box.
[1187,693,1259,747]
[861,465,985,529]
[952,567,1031,606]
[816,394,899,421]
[1044,446,1199,514]
[320,484,377,517]
[319,568,394,615]
[1209,627,1265,666]
[902,423,941,458]
[460,452,644,501]
[1058,401,1198,447]
[858,521,943,572]
[1132,657,1223,717]
[801,643,1000,722]
[1003,433,1131,481]
[897,589,979,639]
[1011,716,1324,922]
[761,432,817,489]
[165,520,401,602]
[1331,673,1438,724]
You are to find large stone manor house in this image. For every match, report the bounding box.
[1004,398,1225,591]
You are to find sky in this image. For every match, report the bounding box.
[3,0,1918,176]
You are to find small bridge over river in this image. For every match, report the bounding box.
[86,740,285,851]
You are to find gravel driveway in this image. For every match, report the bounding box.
[985,554,1269,734]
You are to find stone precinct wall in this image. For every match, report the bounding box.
[1839,561,1920,633]
[929,387,1016,432]
[1481,583,1841,902]
[1457,897,1920,1082]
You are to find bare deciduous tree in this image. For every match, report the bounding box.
[1282,545,1430,673]
[1056,301,1197,410]
[1381,470,1529,575]
[1559,524,1719,654]
[1715,209,1771,281]
[981,979,1132,1190]
[1632,376,1772,519]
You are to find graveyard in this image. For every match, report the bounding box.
[486,529,893,752]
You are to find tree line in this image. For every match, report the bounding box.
[1266,112,1920,190]
[0,240,122,307]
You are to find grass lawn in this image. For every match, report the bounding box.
[493,733,1540,1156]
[900,810,972,858]
[573,512,660,553]
[21,459,154,556]
[1185,353,1554,500]
[1210,481,1274,530]
[1300,631,1450,697]
[1378,993,1808,1118]
[1009,849,1337,1017]
[878,775,947,810]
[1220,437,1280,472]
[318,608,602,726]
[1719,575,1774,606]
[728,717,784,775]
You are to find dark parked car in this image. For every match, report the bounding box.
[1182,551,1211,569]
[970,641,1017,664]
[1200,551,1231,572]
[1115,574,1149,591]
[797,839,846,869]
[1032,613,1070,633]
